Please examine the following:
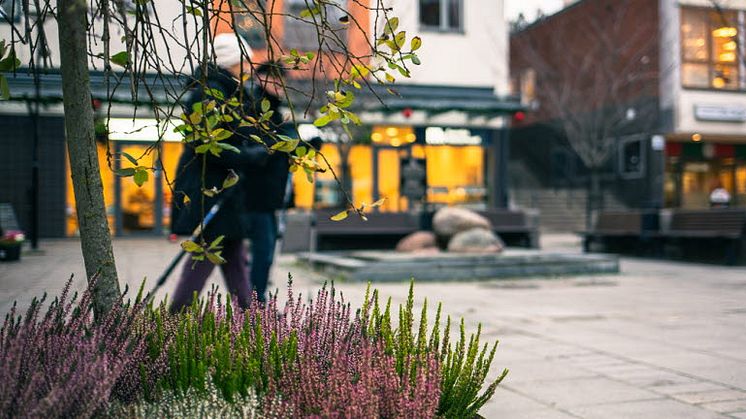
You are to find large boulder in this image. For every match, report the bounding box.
[432,207,492,239]
[447,227,504,253]
[396,231,438,253]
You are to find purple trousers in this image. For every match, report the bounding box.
[169,238,252,312]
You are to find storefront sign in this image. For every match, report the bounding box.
[694,104,746,122]
[425,127,482,145]
[108,118,183,142]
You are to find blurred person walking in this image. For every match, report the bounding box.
[169,33,268,312]
[241,62,292,302]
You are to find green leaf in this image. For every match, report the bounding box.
[206,251,226,265]
[270,138,300,153]
[261,98,270,113]
[217,142,240,154]
[186,5,202,16]
[330,210,349,221]
[206,88,225,100]
[134,168,148,187]
[111,51,129,67]
[195,143,211,154]
[384,17,399,34]
[394,31,407,49]
[313,114,334,127]
[295,146,307,158]
[222,169,239,189]
[370,197,386,208]
[121,151,138,166]
[0,75,9,101]
[208,235,224,250]
[181,240,202,253]
[410,36,422,51]
[211,128,232,141]
[202,187,218,197]
[411,55,421,66]
[115,167,136,177]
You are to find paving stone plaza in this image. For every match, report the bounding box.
[1,235,745,418]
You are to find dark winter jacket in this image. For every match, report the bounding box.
[170,66,269,239]
[241,87,292,212]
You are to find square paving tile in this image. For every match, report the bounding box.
[506,377,660,408]
[650,382,730,395]
[569,399,727,419]
[701,400,746,414]
[672,390,746,405]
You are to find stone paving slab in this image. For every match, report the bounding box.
[297,249,619,282]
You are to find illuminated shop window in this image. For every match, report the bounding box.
[681,7,741,90]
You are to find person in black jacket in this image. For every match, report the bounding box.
[169,33,267,312]
[241,62,292,302]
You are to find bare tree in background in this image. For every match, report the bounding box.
[0,0,422,315]
[512,0,660,229]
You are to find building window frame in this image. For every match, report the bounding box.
[284,0,348,51]
[680,6,746,91]
[418,0,464,33]
[1,0,22,24]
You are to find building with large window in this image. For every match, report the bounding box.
[510,0,746,227]
[1,0,519,239]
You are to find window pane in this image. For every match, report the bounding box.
[285,0,347,51]
[681,8,708,62]
[419,0,440,27]
[447,0,461,30]
[712,64,738,89]
[710,10,739,64]
[682,63,709,87]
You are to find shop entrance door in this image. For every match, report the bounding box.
[114,142,163,235]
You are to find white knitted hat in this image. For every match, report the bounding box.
[212,33,253,69]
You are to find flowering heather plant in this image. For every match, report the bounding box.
[360,281,508,418]
[141,281,441,417]
[0,276,503,418]
[107,377,289,418]
[0,276,145,419]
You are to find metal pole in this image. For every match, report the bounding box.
[27,74,41,249]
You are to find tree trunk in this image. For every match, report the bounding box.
[58,0,121,317]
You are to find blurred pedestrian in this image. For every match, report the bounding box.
[241,62,292,302]
[709,183,731,208]
[169,33,268,313]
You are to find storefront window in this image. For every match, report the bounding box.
[66,142,115,236]
[681,7,741,90]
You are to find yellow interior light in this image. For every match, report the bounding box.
[692,133,703,142]
[724,40,737,50]
[390,138,401,147]
[713,27,737,38]
[385,127,399,136]
[719,52,736,62]
[406,133,417,143]
[371,132,383,143]
[713,77,726,88]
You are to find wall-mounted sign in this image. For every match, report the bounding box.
[108,118,183,142]
[425,127,482,145]
[694,104,746,122]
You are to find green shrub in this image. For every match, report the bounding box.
[360,281,508,418]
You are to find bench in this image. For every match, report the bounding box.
[313,210,420,250]
[310,208,539,251]
[659,209,746,264]
[579,210,658,253]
